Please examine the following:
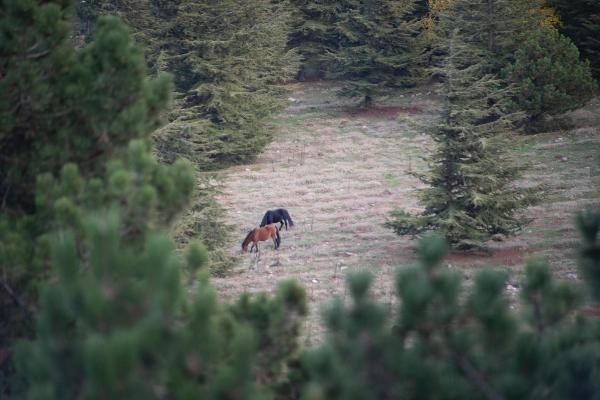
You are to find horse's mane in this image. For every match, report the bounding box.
[241,228,255,248]
[260,211,271,227]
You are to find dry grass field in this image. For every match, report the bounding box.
[210,81,600,342]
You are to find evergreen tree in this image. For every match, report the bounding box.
[15,214,307,399]
[431,0,553,73]
[71,0,299,270]
[0,6,170,213]
[302,219,600,400]
[287,0,343,80]
[6,2,600,399]
[579,210,600,303]
[72,0,296,169]
[410,0,428,19]
[153,0,298,168]
[74,0,179,71]
[549,0,600,79]
[288,0,427,83]
[504,28,597,125]
[387,25,537,246]
[441,1,594,127]
[329,0,423,107]
[2,3,307,397]
[0,1,170,393]
[34,141,195,246]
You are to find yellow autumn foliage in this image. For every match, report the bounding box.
[423,0,560,38]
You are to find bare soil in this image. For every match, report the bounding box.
[210,82,600,342]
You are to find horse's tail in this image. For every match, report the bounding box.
[282,209,294,227]
[260,212,270,227]
[242,229,255,250]
[275,225,281,248]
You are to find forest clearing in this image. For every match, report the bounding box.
[213,81,600,340]
[4,0,600,397]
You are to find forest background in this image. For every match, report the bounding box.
[1,0,599,398]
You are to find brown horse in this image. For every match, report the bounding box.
[241,224,281,252]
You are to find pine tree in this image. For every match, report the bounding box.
[0,7,170,213]
[153,0,298,168]
[73,0,182,75]
[410,0,428,19]
[72,0,297,169]
[329,0,423,107]
[72,0,299,270]
[579,210,600,303]
[387,25,537,246]
[549,0,600,79]
[302,218,600,400]
[504,28,597,125]
[287,0,345,80]
[441,1,595,128]
[3,3,307,397]
[15,214,307,399]
[34,141,195,246]
[0,1,170,393]
[430,0,553,73]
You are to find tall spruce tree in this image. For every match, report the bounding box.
[549,0,600,79]
[425,0,595,131]
[72,0,297,169]
[440,0,595,127]
[329,0,423,107]
[386,24,537,246]
[301,218,600,400]
[430,0,553,73]
[153,0,298,168]
[287,0,343,79]
[74,0,184,77]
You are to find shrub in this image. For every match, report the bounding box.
[505,28,597,127]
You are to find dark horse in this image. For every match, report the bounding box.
[242,224,280,252]
[260,208,294,231]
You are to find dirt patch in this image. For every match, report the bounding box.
[446,246,529,268]
[341,105,422,119]
[579,307,600,318]
[209,82,600,342]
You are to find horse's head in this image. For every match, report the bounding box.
[241,228,255,252]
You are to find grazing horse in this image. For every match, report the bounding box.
[260,208,294,231]
[242,224,281,253]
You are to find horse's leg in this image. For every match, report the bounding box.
[279,221,284,231]
[251,242,257,253]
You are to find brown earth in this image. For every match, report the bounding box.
[210,82,600,342]
[445,246,530,268]
[341,105,423,119]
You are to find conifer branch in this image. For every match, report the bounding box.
[0,278,32,317]
[454,353,505,400]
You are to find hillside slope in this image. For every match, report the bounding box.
[211,82,600,340]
